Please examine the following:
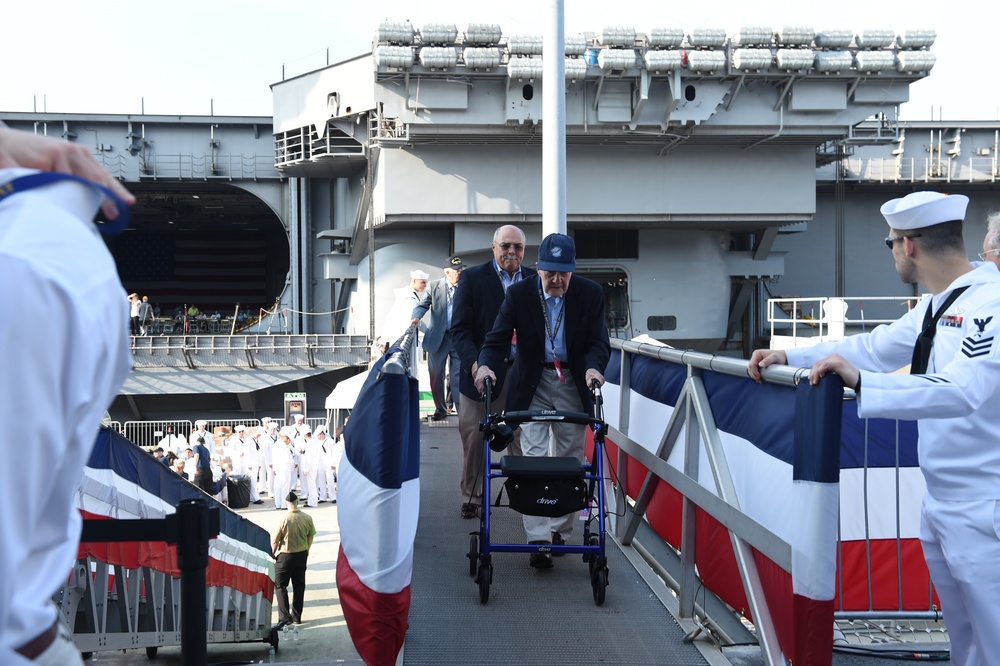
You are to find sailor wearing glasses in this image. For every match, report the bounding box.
[750,191,1000,665]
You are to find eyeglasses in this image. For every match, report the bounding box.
[884,233,922,250]
[498,243,524,251]
[979,249,1000,261]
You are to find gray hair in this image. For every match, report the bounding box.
[987,211,1000,253]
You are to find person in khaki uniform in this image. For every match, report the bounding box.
[270,491,316,626]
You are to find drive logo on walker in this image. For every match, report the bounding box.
[537,498,559,505]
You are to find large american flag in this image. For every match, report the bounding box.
[109,232,269,308]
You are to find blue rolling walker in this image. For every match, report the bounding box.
[467,378,610,605]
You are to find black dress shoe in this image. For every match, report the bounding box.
[528,540,553,569]
[430,411,447,421]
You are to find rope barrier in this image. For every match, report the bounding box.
[258,306,352,317]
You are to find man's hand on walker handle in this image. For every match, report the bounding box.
[474,365,496,395]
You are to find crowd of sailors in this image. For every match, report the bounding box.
[149,415,343,509]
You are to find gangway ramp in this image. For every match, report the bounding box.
[405,421,715,666]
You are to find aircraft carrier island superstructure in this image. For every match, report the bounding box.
[7,21,986,422]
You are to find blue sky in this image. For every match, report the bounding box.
[2,0,992,121]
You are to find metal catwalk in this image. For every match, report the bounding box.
[403,420,709,666]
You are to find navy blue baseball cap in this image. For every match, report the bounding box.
[536,233,576,272]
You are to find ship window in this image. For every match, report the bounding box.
[647,315,677,331]
[685,85,696,102]
[522,84,534,101]
[574,229,638,259]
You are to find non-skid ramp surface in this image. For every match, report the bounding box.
[404,423,709,666]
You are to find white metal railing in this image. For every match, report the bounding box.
[135,153,281,180]
[129,333,371,369]
[767,295,924,349]
[817,155,999,183]
[123,418,329,451]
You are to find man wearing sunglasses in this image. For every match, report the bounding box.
[451,225,536,519]
[750,191,1000,664]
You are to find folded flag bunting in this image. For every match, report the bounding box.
[337,348,420,665]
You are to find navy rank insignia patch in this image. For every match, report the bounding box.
[962,316,994,359]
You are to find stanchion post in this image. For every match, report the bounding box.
[168,499,219,665]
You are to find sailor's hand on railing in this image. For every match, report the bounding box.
[808,353,860,390]
[585,368,605,390]
[474,365,496,395]
[748,349,787,383]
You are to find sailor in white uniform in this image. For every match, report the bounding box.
[191,419,215,456]
[271,427,297,510]
[0,164,131,665]
[244,427,263,504]
[750,191,1000,666]
[227,424,249,476]
[315,425,338,503]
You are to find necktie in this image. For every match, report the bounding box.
[910,286,968,374]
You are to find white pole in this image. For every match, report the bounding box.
[543,0,566,237]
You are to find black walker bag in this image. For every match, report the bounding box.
[500,455,589,518]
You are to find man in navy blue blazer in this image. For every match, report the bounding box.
[451,225,536,519]
[475,233,610,568]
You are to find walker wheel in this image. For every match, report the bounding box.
[477,561,493,604]
[468,535,479,577]
[592,565,608,606]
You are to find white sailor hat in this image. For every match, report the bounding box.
[234,424,245,431]
[293,413,305,421]
[279,426,297,438]
[261,416,273,423]
[410,269,430,280]
[256,426,266,435]
[880,191,969,231]
[299,424,313,435]
[267,421,279,430]
[314,424,328,434]
[195,419,207,427]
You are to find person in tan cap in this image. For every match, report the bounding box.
[750,191,1000,663]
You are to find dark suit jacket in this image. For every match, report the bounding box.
[410,278,452,354]
[451,260,537,401]
[477,274,610,414]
